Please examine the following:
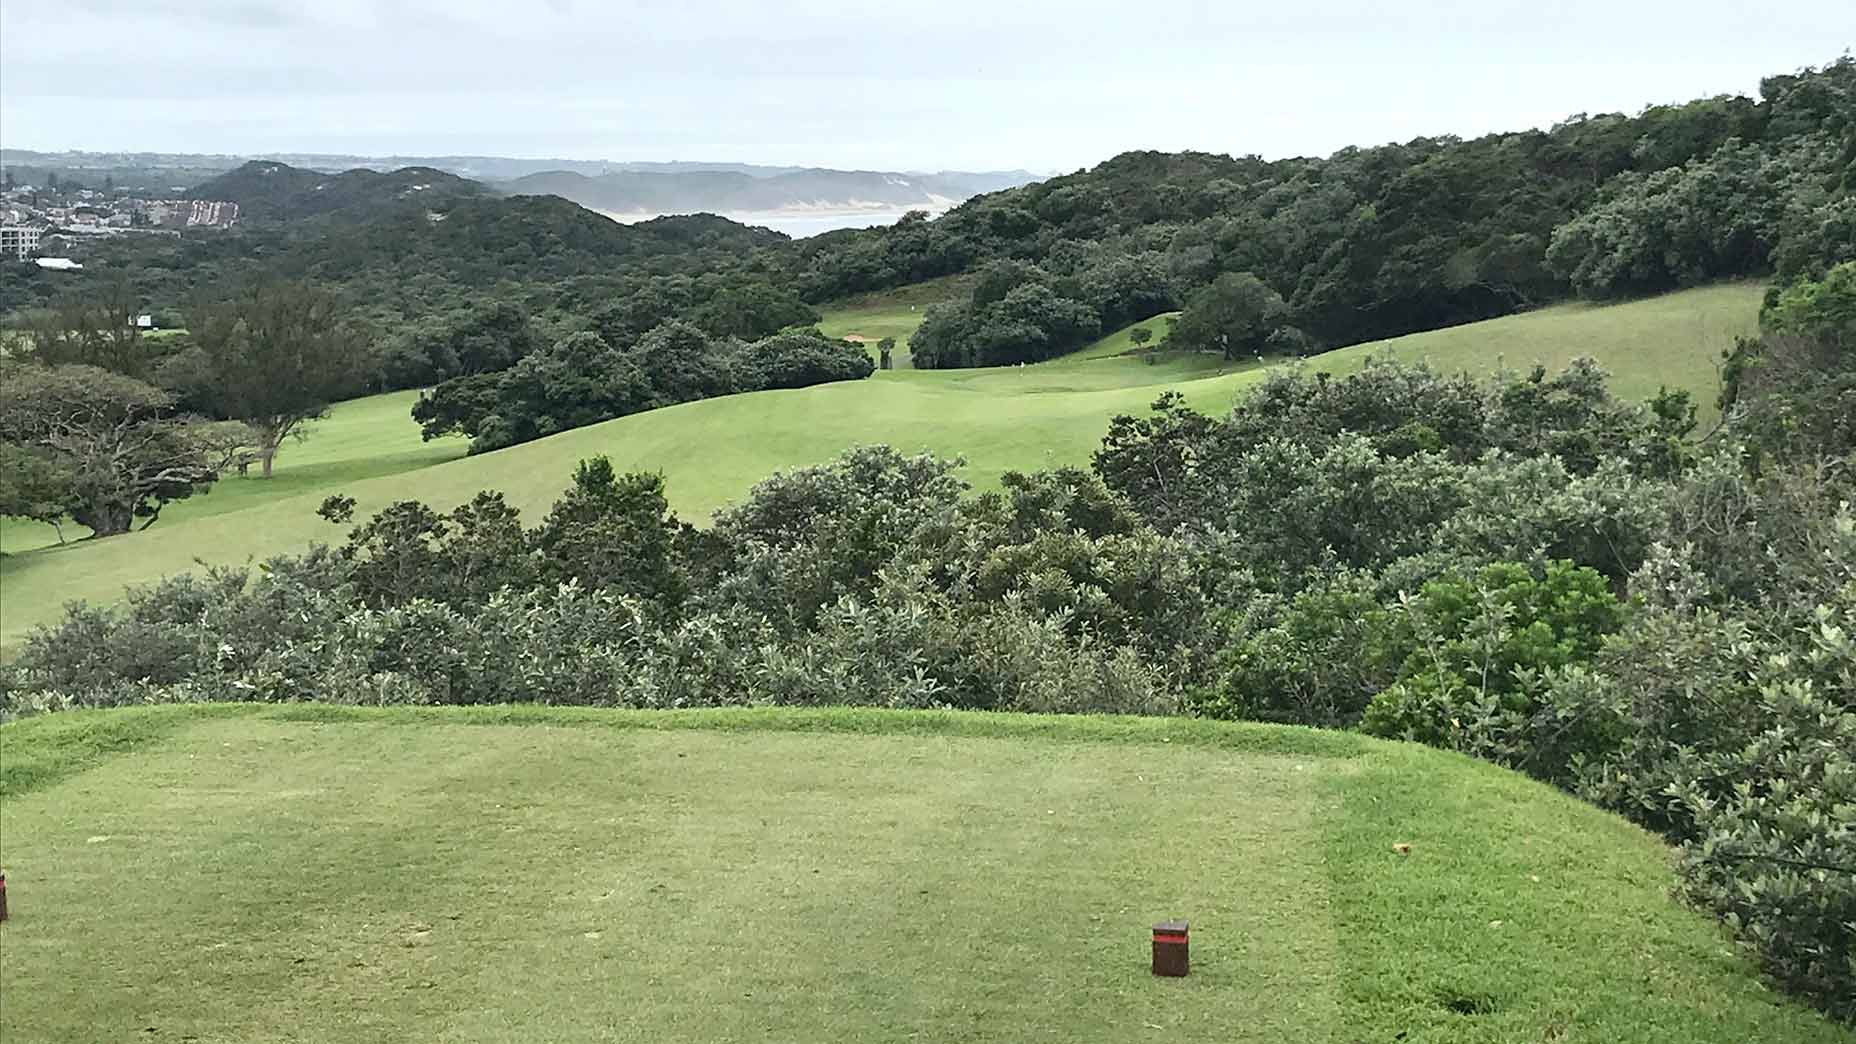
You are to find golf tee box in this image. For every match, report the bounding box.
[1151,919,1188,976]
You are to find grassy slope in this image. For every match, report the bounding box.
[814,272,981,368]
[1337,283,1753,424]
[0,389,467,555]
[0,705,1844,1043]
[0,283,1760,650]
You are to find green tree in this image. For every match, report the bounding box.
[737,330,874,390]
[1128,326,1153,349]
[21,281,152,378]
[0,363,220,535]
[1761,260,1856,346]
[1721,262,1856,460]
[532,457,688,613]
[187,283,366,477]
[0,442,80,542]
[1170,272,1289,359]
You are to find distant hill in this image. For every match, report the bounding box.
[185,161,488,222]
[499,167,1038,216]
[295,196,792,284]
[4,149,1040,201]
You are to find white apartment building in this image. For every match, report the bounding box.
[0,225,42,260]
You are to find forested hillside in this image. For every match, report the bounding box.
[811,59,1854,367]
[186,160,487,222]
[16,60,1850,361]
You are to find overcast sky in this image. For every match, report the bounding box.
[1,1,1848,173]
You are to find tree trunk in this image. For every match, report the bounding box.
[72,500,133,537]
[260,446,276,478]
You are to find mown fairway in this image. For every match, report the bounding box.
[813,272,978,367]
[0,283,1759,649]
[0,706,1846,1043]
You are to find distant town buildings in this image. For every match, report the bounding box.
[0,184,240,259]
[1,225,41,259]
[185,199,239,227]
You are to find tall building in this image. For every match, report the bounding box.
[0,225,42,259]
[186,200,240,227]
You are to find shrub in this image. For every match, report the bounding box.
[1673,679,1856,1020]
[1361,561,1626,746]
[737,330,875,390]
[1197,572,1397,727]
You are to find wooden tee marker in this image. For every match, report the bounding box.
[1151,920,1188,976]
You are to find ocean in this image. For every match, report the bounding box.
[600,208,932,239]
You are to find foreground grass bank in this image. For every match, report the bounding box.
[0,704,1843,1043]
[0,283,1759,649]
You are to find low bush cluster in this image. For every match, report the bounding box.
[413,323,873,454]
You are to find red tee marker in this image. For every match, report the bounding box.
[1151,919,1187,976]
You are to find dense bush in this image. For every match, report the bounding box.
[734,329,876,390]
[1197,571,1394,727]
[1359,560,1626,746]
[1722,262,1856,463]
[413,323,873,453]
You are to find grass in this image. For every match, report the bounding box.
[0,389,466,555]
[812,275,976,368]
[0,705,1846,1043]
[1336,285,1753,425]
[0,283,1761,651]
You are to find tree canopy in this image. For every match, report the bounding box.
[0,363,223,535]
[181,282,367,476]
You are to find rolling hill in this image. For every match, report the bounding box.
[187,160,488,222]
[0,282,1761,651]
[0,704,1847,1042]
[3,148,1039,198]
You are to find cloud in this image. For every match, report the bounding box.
[1,0,1847,170]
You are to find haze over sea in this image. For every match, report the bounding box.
[600,208,929,238]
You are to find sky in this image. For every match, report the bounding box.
[1,1,1849,174]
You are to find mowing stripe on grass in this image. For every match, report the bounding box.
[1,706,1848,1042]
[0,716,1348,1043]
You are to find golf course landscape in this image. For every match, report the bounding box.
[1,704,1848,1043]
[6,32,1855,1044]
[0,280,1760,650]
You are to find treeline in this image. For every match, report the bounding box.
[16,61,1853,352]
[808,59,1855,366]
[0,282,371,534]
[412,323,873,454]
[9,263,1856,1018]
[2,56,1849,505]
[1,199,812,399]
